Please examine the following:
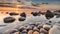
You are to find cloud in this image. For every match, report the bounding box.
[17,0,40,7]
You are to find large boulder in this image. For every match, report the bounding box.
[18,17,26,21]
[4,17,15,23]
[49,25,60,34]
[49,22,60,34]
[45,10,54,19]
[20,12,26,18]
[9,12,19,16]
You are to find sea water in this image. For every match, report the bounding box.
[0,13,60,33]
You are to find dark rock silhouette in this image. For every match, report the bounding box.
[31,11,41,16]
[18,17,26,21]
[9,12,19,16]
[20,12,26,18]
[4,17,15,23]
[45,10,54,19]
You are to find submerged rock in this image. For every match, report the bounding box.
[18,17,26,21]
[4,17,15,23]
[9,12,19,16]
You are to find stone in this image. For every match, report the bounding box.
[45,10,54,19]
[4,17,15,23]
[18,17,26,21]
[49,22,60,34]
[9,12,19,16]
[20,12,26,18]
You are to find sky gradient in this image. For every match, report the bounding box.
[0,0,60,12]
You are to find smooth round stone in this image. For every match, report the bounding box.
[4,17,15,23]
[33,31,39,34]
[18,17,26,21]
[49,25,60,34]
[28,30,33,34]
[31,11,40,16]
[9,12,19,16]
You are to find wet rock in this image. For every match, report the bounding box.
[20,30,27,34]
[6,12,9,14]
[4,17,15,23]
[43,24,51,31]
[31,11,40,16]
[45,10,54,19]
[18,17,26,21]
[10,29,19,34]
[40,28,48,34]
[28,30,33,34]
[56,15,60,18]
[49,22,60,34]
[3,29,19,34]
[12,32,20,34]
[19,26,26,32]
[38,25,43,30]
[9,12,19,16]
[49,25,60,34]
[27,25,34,30]
[20,12,26,18]
[33,31,39,34]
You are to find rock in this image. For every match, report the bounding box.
[56,15,60,18]
[4,17,15,23]
[27,25,34,30]
[9,12,19,16]
[40,28,48,34]
[5,12,9,14]
[3,29,19,34]
[41,12,46,15]
[31,11,40,16]
[49,25,60,34]
[45,10,54,19]
[49,22,60,34]
[18,26,26,32]
[43,24,51,31]
[37,25,43,30]
[18,17,26,21]
[20,30,27,34]
[33,26,39,31]
[10,29,19,34]
[28,30,33,34]
[33,31,39,34]
[20,12,26,18]
[12,32,20,34]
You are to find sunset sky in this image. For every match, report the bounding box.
[0,0,60,13]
